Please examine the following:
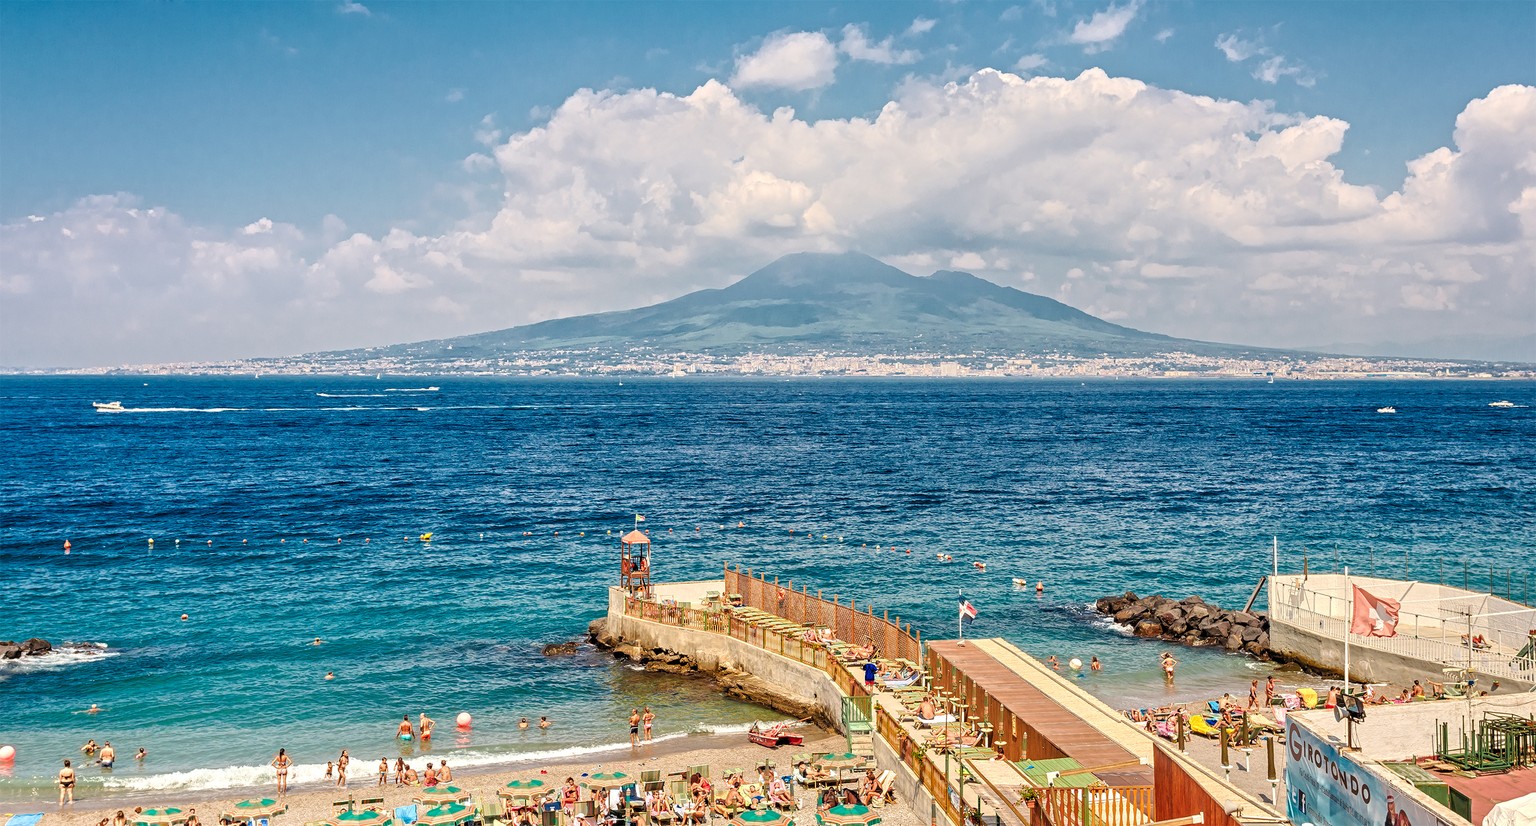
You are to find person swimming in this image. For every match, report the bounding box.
[518,717,530,730]
[538,716,551,729]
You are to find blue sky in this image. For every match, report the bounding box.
[1,1,1533,366]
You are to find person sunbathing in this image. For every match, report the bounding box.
[712,782,747,816]
[768,775,794,808]
[918,695,938,719]
[858,770,879,805]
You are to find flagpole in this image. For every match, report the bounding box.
[958,587,964,646]
[1343,566,1351,692]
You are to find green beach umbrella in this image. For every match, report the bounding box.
[817,805,882,826]
[417,785,472,804]
[138,808,186,826]
[224,800,286,820]
[417,803,472,826]
[730,809,791,826]
[500,778,548,804]
[584,772,630,790]
[817,754,865,770]
[327,810,392,826]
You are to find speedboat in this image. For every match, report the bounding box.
[1489,400,1515,408]
[1377,406,1397,414]
[92,401,124,412]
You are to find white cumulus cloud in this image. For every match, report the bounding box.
[908,17,938,36]
[4,71,1533,367]
[1067,0,1142,52]
[731,31,839,91]
[840,24,920,65]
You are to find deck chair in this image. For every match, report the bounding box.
[641,770,664,793]
[479,795,505,826]
[871,771,896,808]
[359,798,385,809]
[394,807,418,826]
[688,764,709,780]
[333,798,356,813]
[1207,701,1223,716]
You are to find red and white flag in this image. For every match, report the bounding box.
[959,596,978,622]
[1350,585,1401,637]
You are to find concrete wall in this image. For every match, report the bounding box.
[870,726,956,826]
[606,587,847,731]
[1268,618,1535,691]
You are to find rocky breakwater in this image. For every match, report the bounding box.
[586,619,832,729]
[1,638,54,660]
[1094,592,1273,658]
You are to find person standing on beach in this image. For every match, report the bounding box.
[1248,679,1260,710]
[272,749,292,794]
[394,758,406,787]
[642,707,655,742]
[629,709,641,745]
[1264,675,1277,707]
[336,749,350,787]
[378,758,388,786]
[58,759,77,804]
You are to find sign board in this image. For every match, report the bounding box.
[1285,718,1453,826]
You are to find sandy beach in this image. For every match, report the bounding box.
[19,729,920,826]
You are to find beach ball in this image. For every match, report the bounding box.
[0,745,15,761]
[456,712,472,728]
[1068,658,1083,671]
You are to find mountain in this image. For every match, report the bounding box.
[367,252,1259,360]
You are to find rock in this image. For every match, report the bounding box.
[1231,611,1259,627]
[0,643,21,660]
[1224,633,1244,651]
[1134,621,1164,638]
[1207,620,1232,640]
[541,641,582,656]
[1241,625,1262,643]
[21,638,51,656]
[1113,607,1141,623]
[1186,604,1211,621]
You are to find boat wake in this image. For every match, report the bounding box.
[316,393,389,398]
[384,387,440,392]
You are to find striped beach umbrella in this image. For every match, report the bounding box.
[327,810,392,826]
[417,785,472,805]
[223,800,286,820]
[417,803,472,826]
[500,778,547,805]
[137,808,186,826]
[730,808,791,826]
[817,754,865,771]
[584,772,630,790]
[816,805,882,826]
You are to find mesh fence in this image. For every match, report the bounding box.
[725,564,923,663]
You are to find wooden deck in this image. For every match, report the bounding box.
[928,639,1156,788]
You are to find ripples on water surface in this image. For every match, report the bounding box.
[1,377,1531,798]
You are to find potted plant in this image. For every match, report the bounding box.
[1016,788,1038,811]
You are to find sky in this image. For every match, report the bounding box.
[1,1,1533,367]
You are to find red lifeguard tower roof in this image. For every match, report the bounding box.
[621,529,650,545]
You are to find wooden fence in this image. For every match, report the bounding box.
[725,564,924,664]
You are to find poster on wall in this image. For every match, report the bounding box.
[1285,718,1453,826]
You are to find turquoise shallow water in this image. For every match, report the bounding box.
[1,376,1532,802]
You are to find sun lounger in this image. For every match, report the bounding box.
[333,798,356,813]
[1188,715,1225,738]
[1296,688,1319,708]
[6,815,45,826]
[916,714,957,727]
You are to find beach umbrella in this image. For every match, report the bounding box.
[500,778,547,805]
[137,809,186,826]
[584,772,631,790]
[817,805,882,826]
[417,803,472,826]
[731,809,791,826]
[417,785,472,805]
[223,800,286,820]
[817,754,865,771]
[326,811,392,826]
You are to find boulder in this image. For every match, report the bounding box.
[541,641,582,656]
[1186,604,1212,621]
[0,643,21,660]
[1134,621,1165,638]
[1240,625,1263,643]
[1224,633,1244,651]
[1206,620,1232,640]
[1231,611,1259,627]
[21,638,51,656]
[1113,607,1142,623]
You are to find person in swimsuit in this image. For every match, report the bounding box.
[394,758,406,787]
[185,808,202,826]
[642,707,655,742]
[1265,675,1277,707]
[419,713,435,741]
[336,749,349,787]
[1248,679,1260,710]
[561,777,581,816]
[1161,653,1177,682]
[398,715,414,741]
[518,717,530,730]
[82,739,99,757]
[114,811,128,826]
[135,748,147,762]
[629,709,640,745]
[272,749,292,794]
[438,760,451,783]
[1091,656,1102,671]
[59,759,77,804]
[98,742,116,769]
[378,758,388,786]
[538,716,550,729]
[423,763,438,787]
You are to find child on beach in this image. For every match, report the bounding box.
[394,758,406,786]
[324,762,334,782]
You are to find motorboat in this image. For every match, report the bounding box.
[1376,406,1397,414]
[747,721,804,748]
[92,401,125,412]
[1489,400,1516,408]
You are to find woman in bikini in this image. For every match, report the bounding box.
[561,777,581,817]
[58,759,77,804]
[336,749,350,787]
[272,748,292,794]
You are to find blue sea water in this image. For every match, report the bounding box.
[2,376,1532,802]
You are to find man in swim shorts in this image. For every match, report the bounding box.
[629,709,641,745]
[59,759,77,804]
[398,715,414,741]
[98,742,116,769]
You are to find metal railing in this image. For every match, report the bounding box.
[1270,578,1536,682]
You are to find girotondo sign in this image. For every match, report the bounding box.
[1284,718,1452,826]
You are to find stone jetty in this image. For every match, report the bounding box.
[1093,592,1273,658]
[587,618,831,727]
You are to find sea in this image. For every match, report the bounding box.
[1,376,1532,803]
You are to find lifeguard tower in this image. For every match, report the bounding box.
[619,529,652,598]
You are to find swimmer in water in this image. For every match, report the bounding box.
[419,712,434,741]
[1036,581,1044,593]
[81,704,103,715]
[325,671,335,681]
[538,716,551,729]
[398,715,414,740]
[313,638,323,646]
[518,717,529,730]
[1090,656,1102,672]
[135,748,147,762]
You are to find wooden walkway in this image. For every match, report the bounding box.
[929,639,1156,788]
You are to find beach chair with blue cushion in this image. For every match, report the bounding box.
[6,814,45,826]
[395,806,419,826]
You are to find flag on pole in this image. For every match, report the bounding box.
[635,515,645,522]
[959,596,978,623]
[1350,586,1401,637]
